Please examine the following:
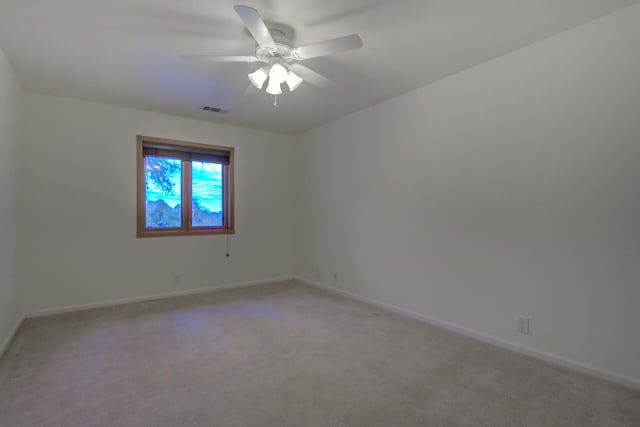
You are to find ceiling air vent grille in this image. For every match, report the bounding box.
[200,106,228,114]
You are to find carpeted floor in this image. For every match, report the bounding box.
[1,280,639,426]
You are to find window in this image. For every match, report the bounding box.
[137,135,234,237]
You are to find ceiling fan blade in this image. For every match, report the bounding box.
[181,55,262,63]
[289,64,334,88]
[233,5,276,49]
[292,34,362,60]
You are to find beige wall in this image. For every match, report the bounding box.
[294,5,640,384]
[20,93,294,312]
[0,48,23,347]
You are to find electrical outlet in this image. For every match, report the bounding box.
[174,275,182,286]
[332,272,338,283]
[313,269,321,279]
[518,316,530,335]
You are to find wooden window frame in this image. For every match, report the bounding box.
[137,135,234,238]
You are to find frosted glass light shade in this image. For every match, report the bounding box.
[266,78,282,95]
[248,67,268,89]
[268,63,288,84]
[285,71,303,92]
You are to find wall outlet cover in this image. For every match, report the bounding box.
[518,316,530,334]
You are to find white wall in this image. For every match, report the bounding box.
[0,48,23,347]
[21,93,294,311]
[294,5,640,385]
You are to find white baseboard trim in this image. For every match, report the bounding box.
[295,276,640,391]
[26,276,293,318]
[0,315,25,361]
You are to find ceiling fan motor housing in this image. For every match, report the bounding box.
[256,26,295,63]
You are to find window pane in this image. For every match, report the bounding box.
[191,161,223,227]
[145,157,182,228]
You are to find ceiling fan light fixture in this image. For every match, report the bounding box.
[285,70,303,92]
[268,63,288,85]
[265,78,282,95]
[248,66,269,89]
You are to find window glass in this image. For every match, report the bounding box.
[191,161,223,227]
[145,156,182,228]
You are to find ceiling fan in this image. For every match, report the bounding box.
[182,5,363,106]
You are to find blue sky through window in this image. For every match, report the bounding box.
[191,161,223,214]
[145,160,222,213]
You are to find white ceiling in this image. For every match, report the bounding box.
[1,0,638,134]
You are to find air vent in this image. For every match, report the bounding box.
[200,106,228,114]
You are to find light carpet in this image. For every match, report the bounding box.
[1,280,639,426]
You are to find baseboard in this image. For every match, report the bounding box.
[295,276,640,391]
[0,315,25,361]
[26,276,293,318]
